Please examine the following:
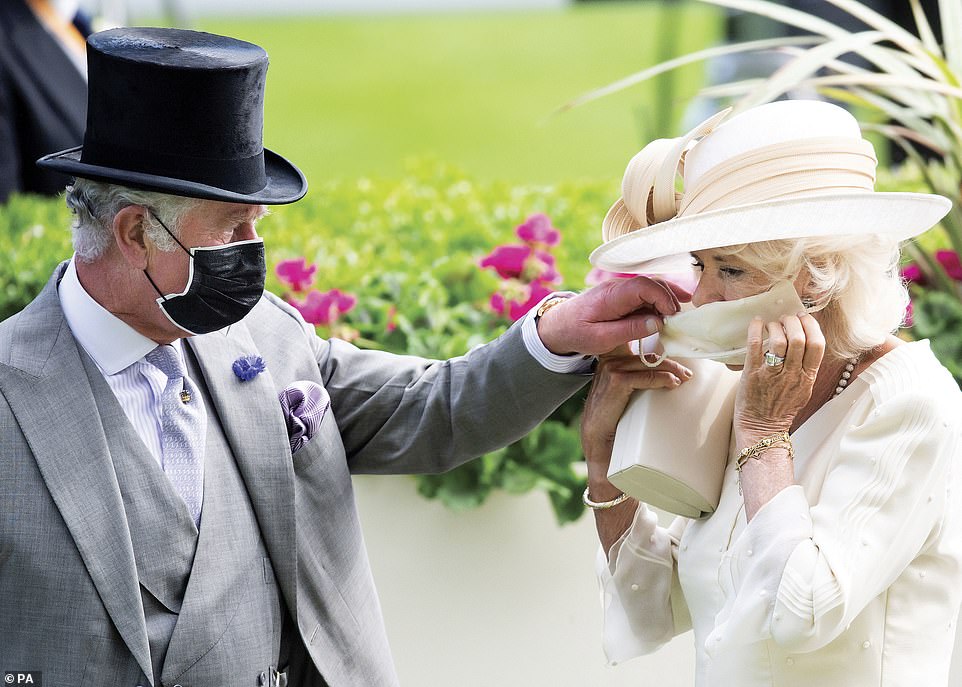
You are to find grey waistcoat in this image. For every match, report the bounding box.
[83,349,291,686]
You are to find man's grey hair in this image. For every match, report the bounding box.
[65,178,199,262]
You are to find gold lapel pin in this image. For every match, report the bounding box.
[180,389,192,404]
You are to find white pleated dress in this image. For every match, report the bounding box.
[598,341,962,686]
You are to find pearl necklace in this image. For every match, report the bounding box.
[833,357,860,396]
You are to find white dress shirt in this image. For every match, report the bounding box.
[598,341,962,686]
[57,257,197,466]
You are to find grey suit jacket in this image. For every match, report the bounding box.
[0,264,589,685]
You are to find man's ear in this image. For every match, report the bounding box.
[113,205,150,270]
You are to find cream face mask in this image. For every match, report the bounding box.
[638,280,807,367]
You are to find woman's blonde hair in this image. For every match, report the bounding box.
[713,234,909,360]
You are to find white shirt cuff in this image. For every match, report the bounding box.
[520,291,594,374]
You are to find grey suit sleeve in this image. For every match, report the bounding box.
[309,316,591,475]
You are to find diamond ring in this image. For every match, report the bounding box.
[764,351,786,367]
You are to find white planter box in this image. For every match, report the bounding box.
[354,474,694,686]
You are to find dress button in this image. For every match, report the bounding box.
[862,640,871,649]
[746,549,753,557]
[630,583,640,591]
[786,658,795,666]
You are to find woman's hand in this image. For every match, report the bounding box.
[582,350,693,494]
[733,313,824,520]
[734,313,825,447]
[582,349,692,553]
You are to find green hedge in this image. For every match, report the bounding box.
[3,161,960,525]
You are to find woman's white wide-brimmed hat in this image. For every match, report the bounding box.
[590,100,952,274]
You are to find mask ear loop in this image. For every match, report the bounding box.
[142,207,189,301]
[631,337,668,368]
[143,270,167,300]
[147,208,191,253]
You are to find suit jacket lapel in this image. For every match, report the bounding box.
[187,326,298,617]
[0,268,153,682]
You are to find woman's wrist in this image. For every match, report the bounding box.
[587,481,625,503]
[735,422,792,451]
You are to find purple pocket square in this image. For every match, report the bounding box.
[278,381,330,454]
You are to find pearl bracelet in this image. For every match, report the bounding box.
[582,486,631,510]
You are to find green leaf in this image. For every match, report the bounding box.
[910,0,942,56]
[909,290,962,385]
[557,35,823,114]
[738,30,888,109]
[701,0,942,79]
[939,0,962,77]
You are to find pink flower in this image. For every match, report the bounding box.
[936,250,962,281]
[289,288,357,326]
[904,299,914,327]
[386,305,398,333]
[585,267,636,286]
[276,257,317,292]
[516,213,560,247]
[480,245,559,283]
[901,263,925,285]
[480,245,531,280]
[534,250,561,283]
[490,280,555,322]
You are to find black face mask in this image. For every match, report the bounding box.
[144,212,266,336]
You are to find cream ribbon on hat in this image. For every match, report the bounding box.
[602,109,878,243]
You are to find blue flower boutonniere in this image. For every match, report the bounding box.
[232,354,266,381]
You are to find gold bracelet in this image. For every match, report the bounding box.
[583,486,631,510]
[736,431,793,472]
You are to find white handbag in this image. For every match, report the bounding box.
[606,357,740,518]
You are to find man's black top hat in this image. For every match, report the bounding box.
[38,27,307,204]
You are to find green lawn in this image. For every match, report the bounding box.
[198,2,722,186]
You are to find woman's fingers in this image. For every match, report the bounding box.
[780,314,807,369]
[766,319,789,360]
[758,315,824,376]
[583,355,690,458]
[585,356,692,431]
[744,316,766,371]
[597,358,690,392]
[798,313,826,373]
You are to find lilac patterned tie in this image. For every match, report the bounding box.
[146,344,207,527]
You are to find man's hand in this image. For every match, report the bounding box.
[536,276,690,356]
